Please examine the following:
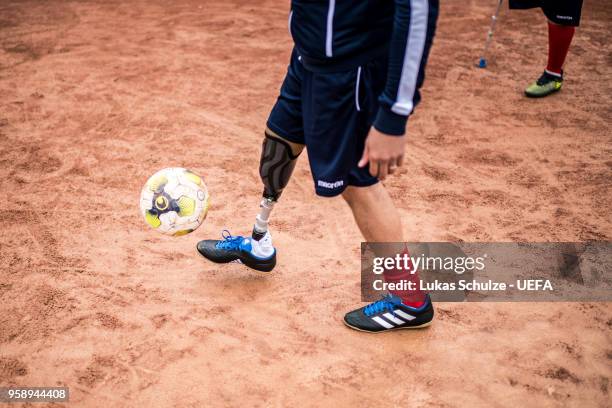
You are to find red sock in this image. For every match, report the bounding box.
[383,247,426,308]
[546,21,575,75]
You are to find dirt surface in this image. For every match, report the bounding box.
[1,0,611,407]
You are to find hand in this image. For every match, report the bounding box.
[358,127,405,181]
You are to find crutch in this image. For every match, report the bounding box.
[477,0,504,68]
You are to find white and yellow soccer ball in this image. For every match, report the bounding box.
[140,167,210,236]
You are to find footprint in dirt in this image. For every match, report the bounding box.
[0,356,28,379]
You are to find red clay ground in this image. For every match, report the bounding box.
[0,1,610,407]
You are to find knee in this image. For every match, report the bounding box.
[341,186,359,207]
[342,183,382,208]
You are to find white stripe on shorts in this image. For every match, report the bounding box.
[355,66,362,112]
[325,0,336,57]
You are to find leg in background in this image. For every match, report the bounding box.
[525,16,578,98]
[546,20,575,76]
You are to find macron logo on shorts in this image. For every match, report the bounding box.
[317,179,344,189]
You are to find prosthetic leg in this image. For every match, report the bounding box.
[196,129,302,272]
[252,130,302,241]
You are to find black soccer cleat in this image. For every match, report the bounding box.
[197,230,276,272]
[344,294,434,333]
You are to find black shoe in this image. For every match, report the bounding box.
[344,294,434,333]
[197,230,276,272]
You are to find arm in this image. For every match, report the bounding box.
[374,0,438,136]
[359,0,439,180]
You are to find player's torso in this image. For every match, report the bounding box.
[290,0,394,66]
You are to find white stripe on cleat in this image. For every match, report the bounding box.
[383,313,405,325]
[372,316,394,329]
[394,309,415,321]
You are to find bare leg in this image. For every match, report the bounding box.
[341,183,403,242]
[342,183,425,306]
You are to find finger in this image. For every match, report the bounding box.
[369,159,379,178]
[377,160,388,181]
[396,155,404,167]
[389,156,400,174]
[358,146,369,168]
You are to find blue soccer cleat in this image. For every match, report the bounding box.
[197,230,276,272]
[344,294,434,333]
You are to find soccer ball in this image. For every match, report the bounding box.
[140,167,210,236]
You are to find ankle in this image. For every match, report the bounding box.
[251,231,275,258]
[545,68,563,78]
[252,227,266,241]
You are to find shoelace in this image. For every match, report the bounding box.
[215,230,243,250]
[537,71,561,86]
[536,73,549,86]
[364,295,398,317]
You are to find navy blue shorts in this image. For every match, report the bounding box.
[509,0,583,26]
[267,49,387,197]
